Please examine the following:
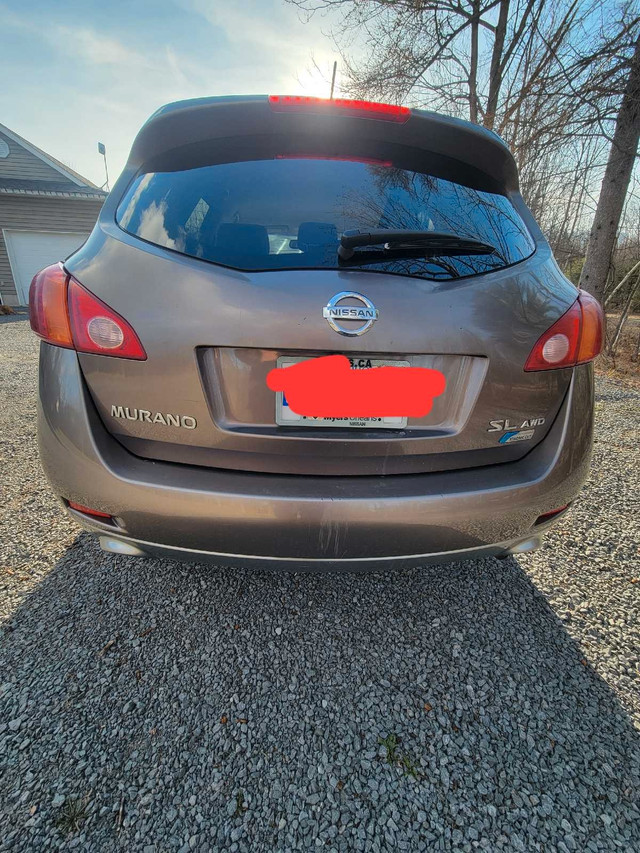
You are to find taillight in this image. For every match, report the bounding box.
[268,95,411,123]
[29,263,73,348]
[576,290,604,364]
[67,279,146,359]
[524,290,603,371]
[28,264,146,360]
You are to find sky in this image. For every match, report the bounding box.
[0,0,343,187]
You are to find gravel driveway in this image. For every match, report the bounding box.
[1,315,639,852]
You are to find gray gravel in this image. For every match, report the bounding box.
[1,315,639,852]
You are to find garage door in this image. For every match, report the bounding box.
[4,230,89,304]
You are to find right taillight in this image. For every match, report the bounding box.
[28,264,146,360]
[575,290,604,364]
[524,290,604,371]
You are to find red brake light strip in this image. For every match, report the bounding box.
[275,154,393,167]
[269,95,411,123]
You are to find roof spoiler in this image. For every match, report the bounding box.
[122,95,519,194]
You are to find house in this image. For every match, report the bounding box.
[0,123,107,306]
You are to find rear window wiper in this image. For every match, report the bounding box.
[338,229,498,261]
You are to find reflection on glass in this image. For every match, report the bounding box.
[117,158,534,280]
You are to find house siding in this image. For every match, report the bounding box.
[0,195,104,303]
[0,132,65,183]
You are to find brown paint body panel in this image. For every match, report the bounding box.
[38,344,593,564]
[71,237,574,475]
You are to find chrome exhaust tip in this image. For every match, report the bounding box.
[509,535,543,554]
[99,536,146,557]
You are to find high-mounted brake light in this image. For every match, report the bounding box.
[276,154,393,167]
[268,95,411,123]
[28,265,146,360]
[524,290,603,371]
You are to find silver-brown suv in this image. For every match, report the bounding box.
[30,95,603,569]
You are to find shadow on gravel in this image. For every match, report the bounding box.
[0,310,29,325]
[1,533,639,852]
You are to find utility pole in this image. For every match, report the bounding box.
[329,61,337,99]
[98,142,110,192]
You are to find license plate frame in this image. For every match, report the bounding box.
[274,355,410,429]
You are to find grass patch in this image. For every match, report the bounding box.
[54,795,90,835]
[400,754,420,780]
[378,732,399,764]
[234,790,247,817]
[378,732,422,779]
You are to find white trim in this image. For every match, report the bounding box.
[0,123,88,187]
[3,229,21,301]
[3,226,93,236]
[0,188,105,200]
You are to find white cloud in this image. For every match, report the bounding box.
[54,26,157,70]
[137,199,185,250]
[118,173,154,228]
[185,0,340,93]
[0,0,347,183]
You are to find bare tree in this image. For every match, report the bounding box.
[608,264,640,354]
[579,35,640,303]
[289,0,639,268]
[289,1,625,129]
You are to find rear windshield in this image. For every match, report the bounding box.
[116,158,534,280]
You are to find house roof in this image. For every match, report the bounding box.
[0,177,107,200]
[0,122,107,200]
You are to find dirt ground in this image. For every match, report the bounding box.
[596,314,640,389]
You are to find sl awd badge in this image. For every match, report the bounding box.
[487,417,545,432]
[488,417,545,445]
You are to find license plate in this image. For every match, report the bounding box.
[275,356,410,428]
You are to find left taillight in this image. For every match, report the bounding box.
[524,289,604,371]
[29,263,74,348]
[29,264,146,360]
[67,278,146,359]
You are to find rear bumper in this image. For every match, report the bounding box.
[38,344,594,569]
[94,531,547,571]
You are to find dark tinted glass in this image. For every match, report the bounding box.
[117,158,534,280]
